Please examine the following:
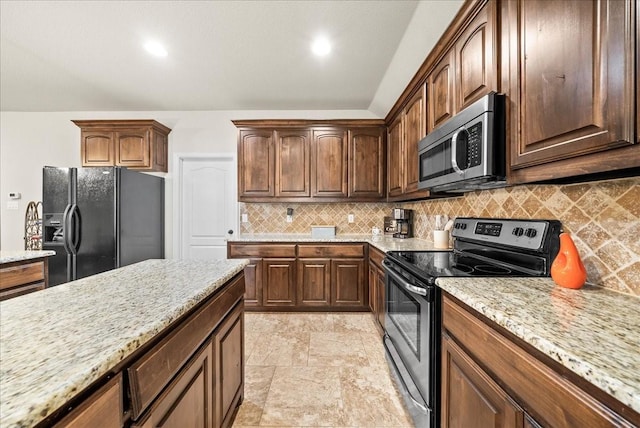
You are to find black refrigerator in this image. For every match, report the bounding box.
[42,166,165,286]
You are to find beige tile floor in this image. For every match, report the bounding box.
[233,312,414,428]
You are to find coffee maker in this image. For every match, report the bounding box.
[392,208,413,239]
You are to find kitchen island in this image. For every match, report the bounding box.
[0,250,55,301]
[0,258,249,428]
[437,277,640,426]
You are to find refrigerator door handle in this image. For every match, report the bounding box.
[62,204,73,254]
[69,204,80,253]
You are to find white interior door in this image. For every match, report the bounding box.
[177,155,237,260]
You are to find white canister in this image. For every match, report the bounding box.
[433,230,450,249]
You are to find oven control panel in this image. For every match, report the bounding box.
[452,218,555,251]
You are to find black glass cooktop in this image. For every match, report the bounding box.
[386,250,545,280]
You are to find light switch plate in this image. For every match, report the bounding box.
[241,214,248,223]
[7,201,19,210]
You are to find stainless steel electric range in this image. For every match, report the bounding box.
[383,217,562,428]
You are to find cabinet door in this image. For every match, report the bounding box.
[387,115,403,197]
[214,304,244,428]
[348,127,385,199]
[275,129,310,197]
[441,333,524,428]
[455,1,497,110]
[151,130,168,172]
[238,129,275,198]
[368,263,377,313]
[375,269,385,330]
[243,259,262,307]
[297,259,331,306]
[311,128,348,198]
[262,258,296,306]
[134,344,213,428]
[330,259,365,307]
[81,131,115,166]
[429,49,456,132]
[403,86,427,194]
[115,128,151,168]
[507,0,635,173]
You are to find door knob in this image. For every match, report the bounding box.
[228,230,234,235]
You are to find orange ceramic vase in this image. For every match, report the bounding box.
[551,233,587,289]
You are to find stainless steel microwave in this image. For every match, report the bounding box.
[418,92,506,193]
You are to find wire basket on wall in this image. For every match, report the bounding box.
[24,201,42,250]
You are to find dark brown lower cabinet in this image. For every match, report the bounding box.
[263,258,296,306]
[0,257,49,301]
[242,259,262,307]
[297,259,331,306]
[56,373,123,428]
[331,259,365,306]
[442,293,639,428]
[228,242,368,311]
[441,333,524,428]
[368,247,386,334]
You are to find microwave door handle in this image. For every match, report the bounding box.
[451,127,465,176]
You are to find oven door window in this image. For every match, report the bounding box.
[419,137,454,182]
[387,276,423,358]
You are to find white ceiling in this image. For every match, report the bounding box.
[0,1,462,115]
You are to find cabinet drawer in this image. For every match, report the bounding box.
[0,282,45,301]
[228,243,296,258]
[443,295,636,427]
[298,244,365,258]
[128,274,244,420]
[0,261,44,290]
[56,373,123,428]
[368,246,385,270]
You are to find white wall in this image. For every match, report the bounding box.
[0,109,377,255]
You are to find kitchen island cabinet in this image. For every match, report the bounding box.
[438,278,640,428]
[0,259,248,428]
[0,250,54,301]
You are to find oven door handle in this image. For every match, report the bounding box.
[384,262,428,297]
[383,334,429,414]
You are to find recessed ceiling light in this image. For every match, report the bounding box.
[144,41,168,57]
[311,36,331,56]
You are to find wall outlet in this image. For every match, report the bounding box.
[348,214,355,223]
[241,213,248,223]
[286,215,293,223]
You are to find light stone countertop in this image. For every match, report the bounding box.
[229,234,441,253]
[0,250,56,264]
[436,277,640,414]
[0,258,249,428]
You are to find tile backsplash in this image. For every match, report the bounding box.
[240,177,640,295]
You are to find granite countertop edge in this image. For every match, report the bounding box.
[229,234,440,252]
[0,250,56,264]
[0,258,249,428]
[436,277,640,414]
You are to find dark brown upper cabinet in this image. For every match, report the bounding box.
[455,0,497,111]
[311,128,349,198]
[74,120,171,172]
[387,85,430,201]
[386,116,403,198]
[348,127,386,199]
[238,129,275,198]
[504,0,638,183]
[428,50,456,133]
[234,120,386,202]
[275,129,310,197]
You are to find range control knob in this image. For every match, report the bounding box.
[460,223,467,230]
[524,228,537,238]
[512,227,524,237]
